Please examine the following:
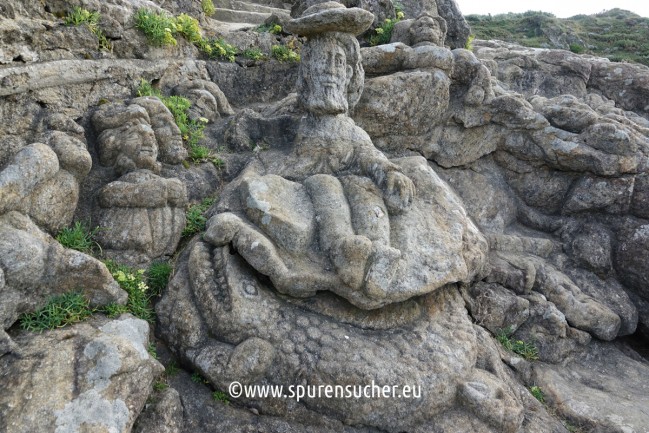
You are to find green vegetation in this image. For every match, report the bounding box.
[369,11,405,46]
[243,47,266,60]
[64,6,111,51]
[183,198,215,237]
[256,23,283,34]
[103,260,155,322]
[64,6,99,27]
[56,221,100,254]
[148,342,158,359]
[212,390,230,404]
[134,9,178,46]
[496,326,539,360]
[201,0,216,17]
[465,34,475,50]
[271,44,300,62]
[137,79,212,163]
[153,381,169,391]
[166,361,180,376]
[191,371,209,384]
[134,9,238,61]
[147,261,172,295]
[20,292,93,332]
[466,8,649,66]
[529,385,544,403]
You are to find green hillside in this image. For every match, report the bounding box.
[466,8,649,66]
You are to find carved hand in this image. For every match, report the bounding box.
[383,170,415,214]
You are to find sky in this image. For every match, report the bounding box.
[455,0,649,18]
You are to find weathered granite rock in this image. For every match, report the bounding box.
[133,388,183,433]
[0,211,125,354]
[0,314,163,433]
[532,342,649,432]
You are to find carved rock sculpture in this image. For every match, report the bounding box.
[91,99,189,264]
[158,3,517,431]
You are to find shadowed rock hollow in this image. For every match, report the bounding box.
[1,0,648,432]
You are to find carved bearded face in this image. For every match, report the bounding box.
[410,15,445,47]
[300,36,354,115]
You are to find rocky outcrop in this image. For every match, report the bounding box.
[1,0,649,432]
[0,314,163,433]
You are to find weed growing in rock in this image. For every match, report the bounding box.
[20,292,93,332]
[201,0,216,17]
[183,198,215,237]
[56,221,100,254]
[166,361,180,376]
[465,34,475,50]
[175,13,202,44]
[134,9,238,61]
[529,385,544,403]
[256,22,283,34]
[212,390,230,404]
[153,381,169,391]
[196,38,238,62]
[147,261,172,295]
[369,12,404,46]
[271,44,300,62]
[135,9,178,46]
[496,326,539,360]
[191,372,209,384]
[148,342,158,359]
[64,7,111,52]
[243,47,266,60]
[103,260,155,322]
[64,6,99,27]
[137,79,208,161]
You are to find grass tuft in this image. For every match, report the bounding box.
[183,198,215,237]
[134,9,178,46]
[212,390,230,404]
[496,326,539,360]
[529,385,544,403]
[64,7,111,51]
[56,221,101,254]
[20,292,93,332]
[147,261,173,296]
[103,260,155,322]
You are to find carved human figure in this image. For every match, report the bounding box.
[409,12,447,47]
[204,3,487,309]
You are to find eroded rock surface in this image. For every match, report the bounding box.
[0,315,163,433]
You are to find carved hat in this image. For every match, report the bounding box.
[285,1,374,37]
